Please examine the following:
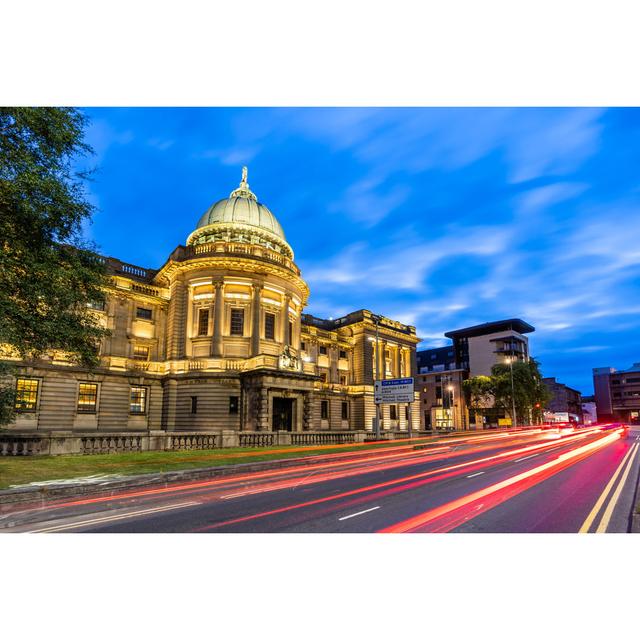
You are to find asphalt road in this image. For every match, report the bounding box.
[2,426,639,533]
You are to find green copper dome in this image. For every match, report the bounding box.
[186,167,293,258]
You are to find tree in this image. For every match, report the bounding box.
[0,107,109,425]
[462,375,493,428]
[490,358,551,425]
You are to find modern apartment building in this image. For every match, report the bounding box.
[593,363,640,424]
[416,319,535,430]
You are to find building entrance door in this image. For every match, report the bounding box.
[273,397,294,431]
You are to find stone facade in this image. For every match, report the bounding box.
[4,169,420,436]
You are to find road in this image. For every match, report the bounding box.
[2,425,639,533]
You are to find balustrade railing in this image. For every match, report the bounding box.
[80,435,143,455]
[239,433,275,448]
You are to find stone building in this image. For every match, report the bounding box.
[5,169,420,438]
[541,377,582,423]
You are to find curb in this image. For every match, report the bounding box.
[0,449,384,512]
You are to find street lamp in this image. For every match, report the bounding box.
[447,383,455,431]
[372,314,381,439]
[507,356,517,429]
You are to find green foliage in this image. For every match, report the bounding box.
[490,358,552,425]
[0,107,110,424]
[463,359,552,426]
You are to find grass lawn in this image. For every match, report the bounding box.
[0,437,434,489]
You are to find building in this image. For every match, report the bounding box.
[5,168,420,438]
[581,394,597,425]
[541,377,582,423]
[593,363,640,424]
[416,319,535,429]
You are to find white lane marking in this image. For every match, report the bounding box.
[27,501,201,533]
[514,453,539,462]
[338,506,380,521]
[466,471,485,478]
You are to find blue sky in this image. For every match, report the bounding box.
[80,107,640,394]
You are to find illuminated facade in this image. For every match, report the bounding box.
[7,169,420,434]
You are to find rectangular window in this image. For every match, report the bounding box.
[320,372,328,383]
[340,375,347,386]
[87,300,105,311]
[136,307,152,320]
[265,312,276,340]
[230,308,244,336]
[341,401,348,420]
[198,308,210,336]
[390,405,398,420]
[15,378,39,412]
[229,396,239,414]
[339,350,347,359]
[436,386,443,399]
[319,345,327,355]
[77,383,98,413]
[321,400,329,420]
[130,386,147,414]
[133,345,149,360]
[288,321,293,345]
[301,341,306,351]
[405,406,409,421]
[191,396,198,414]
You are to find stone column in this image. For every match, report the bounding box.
[379,339,387,379]
[211,279,225,357]
[251,283,263,357]
[395,347,402,377]
[167,276,188,359]
[282,294,292,347]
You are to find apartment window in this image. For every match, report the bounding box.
[340,375,347,386]
[319,345,327,355]
[613,392,622,398]
[77,383,98,413]
[130,386,147,414]
[339,350,347,359]
[87,300,105,311]
[430,354,437,360]
[320,372,328,383]
[198,308,210,336]
[436,386,442,399]
[435,375,441,382]
[264,312,276,340]
[133,345,150,360]
[190,396,198,414]
[341,401,349,420]
[301,341,306,351]
[15,378,39,412]
[611,380,621,385]
[229,396,239,414]
[230,308,244,336]
[321,400,329,420]
[624,377,640,383]
[136,307,152,320]
[288,321,293,345]
[390,405,398,420]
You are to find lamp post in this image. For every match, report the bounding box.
[447,383,455,431]
[508,356,517,429]
[373,314,381,440]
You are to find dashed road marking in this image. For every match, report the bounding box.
[514,454,539,462]
[466,472,485,478]
[338,506,380,521]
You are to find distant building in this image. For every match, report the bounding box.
[541,377,582,423]
[581,394,597,425]
[593,363,640,424]
[416,319,535,430]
